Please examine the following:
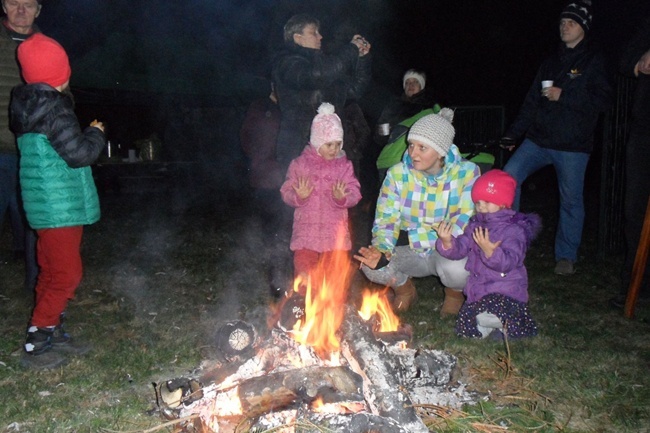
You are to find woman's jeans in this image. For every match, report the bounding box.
[504,138,590,263]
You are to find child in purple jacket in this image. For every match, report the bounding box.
[281,103,362,282]
[435,170,541,339]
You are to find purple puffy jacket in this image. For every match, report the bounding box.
[436,209,542,303]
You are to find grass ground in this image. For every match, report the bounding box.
[1,178,649,433]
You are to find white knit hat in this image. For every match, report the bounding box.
[407,108,455,157]
[403,69,426,91]
[310,102,344,151]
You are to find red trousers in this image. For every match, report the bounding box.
[31,226,84,327]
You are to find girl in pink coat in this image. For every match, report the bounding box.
[281,102,362,280]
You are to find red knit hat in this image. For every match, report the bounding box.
[471,169,517,208]
[17,33,71,88]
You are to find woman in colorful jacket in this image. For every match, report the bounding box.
[354,108,480,315]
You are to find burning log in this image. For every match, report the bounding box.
[237,365,365,419]
[252,410,419,433]
[340,309,430,433]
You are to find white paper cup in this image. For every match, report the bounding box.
[542,80,554,89]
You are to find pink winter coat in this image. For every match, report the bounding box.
[281,145,361,252]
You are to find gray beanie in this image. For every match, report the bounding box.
[407,108,455,157]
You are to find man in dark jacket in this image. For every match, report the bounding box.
[0,0,41,291]
[502,0,612,276]
[272,14,372,170]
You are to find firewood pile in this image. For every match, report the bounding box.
[155,306,480,433]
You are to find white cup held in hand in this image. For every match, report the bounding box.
[541,80,554,89]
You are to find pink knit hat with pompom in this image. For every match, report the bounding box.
[310,102,344,151]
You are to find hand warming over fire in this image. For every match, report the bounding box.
[433,220,453,250]
[332,180,348,201]
[354,246,383,269]
[472,227,502,258]
[293,176,313,200]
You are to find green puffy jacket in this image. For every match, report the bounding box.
[11,84,105,229]
[18,133,100,229]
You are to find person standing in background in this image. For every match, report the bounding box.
[502,0,612,276]
[0,0,41,291]
[240,83,284,223]
[611,14,650,308]
[272,13,371,171]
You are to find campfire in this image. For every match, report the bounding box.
[154,243,478,432]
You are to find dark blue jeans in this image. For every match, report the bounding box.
[504,139,590,263]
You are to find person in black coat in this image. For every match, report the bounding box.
[502,0,612,276]
[611,14,650,307]
[272,14,372,171]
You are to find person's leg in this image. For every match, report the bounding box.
[428,250,469,316]
[24,228,38,293]
[621,132,650,298]
[293,249,320,279]
[31,226,83,328]
[24,226,83,362]
[503,139,552,210]
[549,149,590,265]
[360,246,425,311]
[0,154,26,253]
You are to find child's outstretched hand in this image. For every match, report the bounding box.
[293,176,313,200]
[472,227,502,258]
[434,220,454,250]
[332,180,348,201]
[90,119,105,132]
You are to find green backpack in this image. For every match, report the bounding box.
[376,105,441,170]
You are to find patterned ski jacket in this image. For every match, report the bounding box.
[436,209,542,303]
[10,83,105,229]
[373,145,479,255]
[281,145,361,252]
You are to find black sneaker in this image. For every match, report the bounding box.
[21,326,68,370]
[24,326,54,355]
[51,323,92,356]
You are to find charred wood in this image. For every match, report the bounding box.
[340,309,430,433]
[238,365,364,419]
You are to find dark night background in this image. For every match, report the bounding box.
[24,0,650,178]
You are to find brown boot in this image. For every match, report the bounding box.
[441,287,465,317]
[393,278,417,312]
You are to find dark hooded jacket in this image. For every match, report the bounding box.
[272,42,371,166]
[10,84,105,229]
[506,38,612,153]
[374,90,439,148]
[436,209,542,304]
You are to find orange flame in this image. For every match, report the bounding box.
[358,288,400,332]
[290,226,354,359]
